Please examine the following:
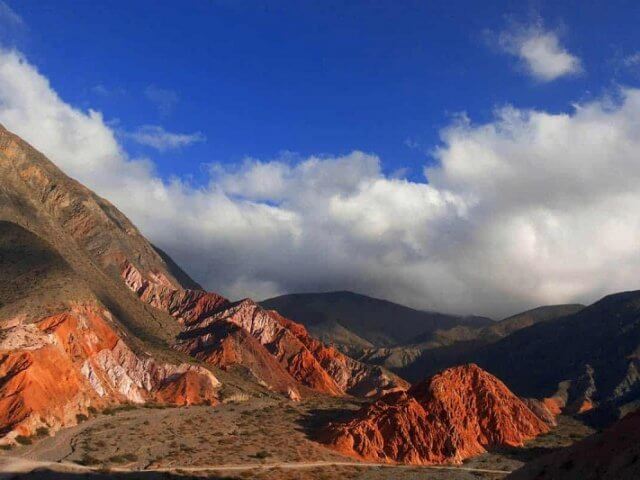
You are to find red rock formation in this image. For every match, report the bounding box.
[122,261,407,398]
[522,398,558,427]
[0,305,219,443]
[323,364,550,465]
[121,262,227,322]
[508,410,640,480]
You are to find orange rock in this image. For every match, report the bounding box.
[323,364,550,465]
[0,306,220,443]
[122,262,407,399]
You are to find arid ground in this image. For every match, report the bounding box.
[0,393,595,480]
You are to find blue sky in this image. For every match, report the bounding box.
[3,1,640,316]
[7,0,640,183]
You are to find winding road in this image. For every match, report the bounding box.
[0,455,513,477]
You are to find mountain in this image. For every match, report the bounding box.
[260,291,492,350]
[508,409,640,480]
[122,261,408,399]
[470,291,640,421]
[356,303,584,380]
[322,364,550,465]
[0,125,224,441]
[0,123,406,444]
[0,220,220,441]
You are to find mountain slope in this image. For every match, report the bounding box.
[322,364,549,465]
[0,222,220,442]
[122,262,409,398]
[0,123,405,444]
[472,291,640,420]
[508,410,640,480]
[260,291,492,349]
[357,303,584,381]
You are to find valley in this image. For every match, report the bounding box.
[0,121,638,480]
[0,397,595,480]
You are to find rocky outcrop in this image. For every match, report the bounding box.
[122,261,407,398]
[0,305,220,443]
[508,409,640,480]
[522,398,558,427]
[322,364,550,465]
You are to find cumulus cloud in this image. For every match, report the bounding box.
[127,125,205,151]
[1,48,640,317]
[496,22,582,81]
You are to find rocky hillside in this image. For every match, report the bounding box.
[122,261,408,399]
[357,303,583,380]
[471,291,640,423]
[0,222,220,443]
[0,121,406,447]
[508,409,640,480]
[322,364,550,465]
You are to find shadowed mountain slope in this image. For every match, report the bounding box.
[261,291,492,349]
[508,409,640,480]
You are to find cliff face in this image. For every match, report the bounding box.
[323,364,549,465]
[0,305,219,443]
[121,261,408,398]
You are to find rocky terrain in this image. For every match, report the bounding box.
[508,409,640,480]
[469,291,640,424]
[322,364,550,465]
[0,123,404,448]
[356,304,584,380]
[0,122,637,479]
[122,261,408,399]
[0,221,221,442]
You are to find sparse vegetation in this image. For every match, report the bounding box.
[108,453,138,464]
[15,435,32,445]
[252,450,272,459]
[77,454,100,466]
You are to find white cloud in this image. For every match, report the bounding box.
[144,85,179,116]
[0,1,23,27]
[496,22,582,82]
[2,48,640,318]
[623,52,640,68]
[127,125,205,151]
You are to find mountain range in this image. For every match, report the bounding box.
[0,122,638,479]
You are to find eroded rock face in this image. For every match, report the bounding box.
[322,364,550,465]
[122,261,407,398]
[0,305,220,443]
[522,398,558,427]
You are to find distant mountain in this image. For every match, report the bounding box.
[260,291,492,350]
[359,303,584,380]
[471,291,640,421]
